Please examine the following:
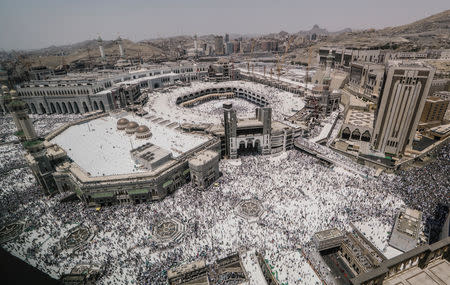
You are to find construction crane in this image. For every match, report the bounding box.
[276,36,294,81]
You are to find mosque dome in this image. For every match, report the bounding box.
[136,125,149,133]
[125,121,139,134]
[117,118,129,130]
[135,125,151,139]
[127,121,138,128]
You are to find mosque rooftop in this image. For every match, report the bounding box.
[50,113,210,177]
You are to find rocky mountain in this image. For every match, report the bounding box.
[315,9,449,51]
[378,9,450,36]
[3,9,449,69]
[289,10,450,65]
[297,24,329,36]
[13,39,167,68]
[295,24,351,37]
[330,28,352,35]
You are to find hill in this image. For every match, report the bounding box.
[379,9,450,36]
[20,38,167,68]
[3,9,450,69]
[289,10,450,64]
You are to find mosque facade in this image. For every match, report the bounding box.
[0,64,208,115]
[6,87,222,206]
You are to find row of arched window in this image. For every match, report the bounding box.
[24,100,105,115]
[18,88,93,97]
[176,87,268,107]
[341,127,372,142]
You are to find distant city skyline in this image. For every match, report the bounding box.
[0,0,448,51]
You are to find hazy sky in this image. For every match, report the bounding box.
[0,0,448,51]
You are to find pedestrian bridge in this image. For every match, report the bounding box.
[293,138,334,165]
[294,138,373,178]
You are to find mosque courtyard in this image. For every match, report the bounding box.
[1,130,407,284]
[1,92,448,284]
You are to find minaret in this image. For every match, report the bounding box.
[223,103,237,159]
[193,34,198,58]
[8,90,58,195]
[8,90,37,141]
[258,107,272,155]
[322,50,333,86]
[117,35,124,58]
[1,85,11,114]
[97,35,105,59]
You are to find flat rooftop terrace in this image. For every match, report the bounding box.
[389,208,422,252]
[345,109,375,128]
[50,114,209,177]
[384,259,450,285]
[314,228,343,241]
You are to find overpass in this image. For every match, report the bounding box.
[294,138,338,164]
[294,138,373,178]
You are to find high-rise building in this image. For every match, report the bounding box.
[261,40,278,52]
[205,44,214,56]
[215,36,224,55]
[225,42,234,55]
[371,63,435,156]
[419,96,449,128]
[225,33,230,43]
[233,40,240,54]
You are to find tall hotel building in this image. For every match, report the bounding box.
[372,63,435,156]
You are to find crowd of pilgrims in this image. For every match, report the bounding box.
[387,142,450,242]
[0,114,82,143]
[0,144,28,175]
[0,115,449,284]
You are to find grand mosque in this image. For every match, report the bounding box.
[2,66,302,207]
